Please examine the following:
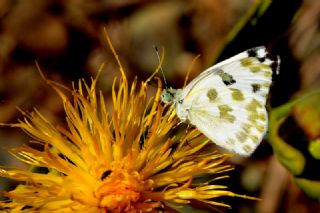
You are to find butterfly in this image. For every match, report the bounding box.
[161,46,280,156]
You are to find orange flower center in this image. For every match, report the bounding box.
[95,168,153,211]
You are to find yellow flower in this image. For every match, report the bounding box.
[0,32,254,212]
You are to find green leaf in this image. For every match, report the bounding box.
[309,139,320,160]
[295,178,320,201]
[269,113,305,175]
[292,91,320,139]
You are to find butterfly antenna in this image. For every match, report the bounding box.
[153,45,168,89]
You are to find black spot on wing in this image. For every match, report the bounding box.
[222,73,236,86]
[257,57,266,63]
[247,47,269,63]
[251,84,261,93]
[216,69,236,86]
[247,47,259,57]
[247,47,267,62]
[223,78,236,86]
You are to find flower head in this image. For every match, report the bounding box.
[0,32,254,212]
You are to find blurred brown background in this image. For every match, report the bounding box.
[0,0,319,212]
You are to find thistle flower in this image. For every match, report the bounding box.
[0,33,253,212]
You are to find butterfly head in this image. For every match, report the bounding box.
[160,87,178,104]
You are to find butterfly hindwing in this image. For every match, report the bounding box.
[175,46,279,156]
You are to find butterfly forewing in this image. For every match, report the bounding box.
[175,46,279,156]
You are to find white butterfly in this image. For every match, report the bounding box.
[161,46,280,156]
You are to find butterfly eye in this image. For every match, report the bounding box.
[178,99,183,104]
